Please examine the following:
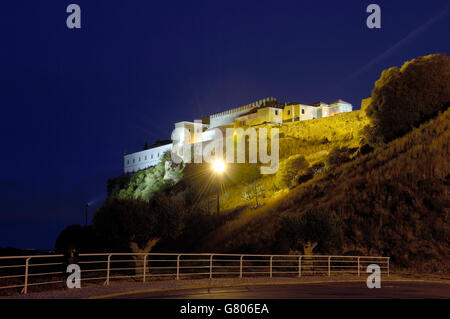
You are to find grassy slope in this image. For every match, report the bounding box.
[220,110,369,211]
[202,108,450,272]
[274,110,369,162]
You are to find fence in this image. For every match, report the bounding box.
[0,253,389,295]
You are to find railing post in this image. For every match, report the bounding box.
[269,256,273,278]
[357,257,360,277]
[328,256,331,277]
[143,254,147,283]
[387,257,390,277]
[298,256,302,277]
[22,257,31,294]
[239,255,243,279]
[209,255,213,279]
[104,254,111,286]
[176,255,180,280]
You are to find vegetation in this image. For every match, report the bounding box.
[364,53,450,143]
[107,151,176,201]
[277,209,343,254]
[241,183,265,207]
[276,155,309,188]
[326,146,354,168]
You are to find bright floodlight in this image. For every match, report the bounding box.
[212,160,226,173]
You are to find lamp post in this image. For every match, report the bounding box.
[212,160,226,214]
[85,203,90,226]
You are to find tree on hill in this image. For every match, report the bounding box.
[278,209,343,254]
[276,154,309,188]
[364,53,450,143]
[241,183,265,208]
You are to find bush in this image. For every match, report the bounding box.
[108,151,176,201]
[294,162,325,185]
[241,183,265,207]
[364,53,450,143]
[326,146,353,167]
[276,155,309,188]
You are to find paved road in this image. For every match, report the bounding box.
[109,281,450,299]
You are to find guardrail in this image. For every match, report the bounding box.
[0,253,389,295]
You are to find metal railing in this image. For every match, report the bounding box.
[0,253,389,295]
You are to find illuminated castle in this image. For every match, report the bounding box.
[123,97,353,173]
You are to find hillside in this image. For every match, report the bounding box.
[220,110,369,211]
[201,108,450,273]
[270,110,369,162]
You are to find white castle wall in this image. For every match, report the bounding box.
[123,143,172,174]
[299,104,319,120]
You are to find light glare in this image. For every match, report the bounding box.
[212,160,226,173]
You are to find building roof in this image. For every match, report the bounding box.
[310,101,329,107]
[149,139,172,148]
[329,99,351,105]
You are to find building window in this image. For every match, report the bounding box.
[151,155,153,159]
[133,159,135,163]
[145,156,147,160]
[139,157,141,162]
[301,109,305,114]
[287,110,291,115]
[275,110,278,115]
[158,153,160,157]
[127,160,129,165]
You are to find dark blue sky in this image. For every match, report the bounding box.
[0,0,449,249]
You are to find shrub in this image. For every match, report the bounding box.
[241,183,265,207]
[276,155,309,188]
[326,146,353,167]
[364,53,450,143]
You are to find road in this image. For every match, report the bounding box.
[106,281,450,299]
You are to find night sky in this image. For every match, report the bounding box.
[0,0,449,250]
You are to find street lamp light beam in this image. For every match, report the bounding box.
[211,160,226,214]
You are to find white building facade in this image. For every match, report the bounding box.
[123,143,172,174]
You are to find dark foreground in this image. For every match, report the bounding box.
[108,281,450,299]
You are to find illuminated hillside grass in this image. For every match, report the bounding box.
[108,152,172,201]
[219,110,368,210]
[202,108,450,272]
[275,110,369,162]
